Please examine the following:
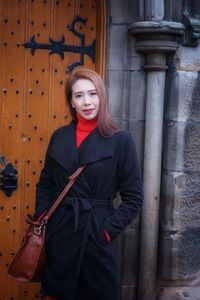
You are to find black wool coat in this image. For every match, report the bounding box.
[35,120,143,300]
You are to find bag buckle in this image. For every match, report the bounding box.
[34,217,48,235]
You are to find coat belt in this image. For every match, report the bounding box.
[58,197,112,231]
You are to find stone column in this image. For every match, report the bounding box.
[129,20,184,300]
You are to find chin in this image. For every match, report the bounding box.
[81,113,97,120]
[84,115,96,120]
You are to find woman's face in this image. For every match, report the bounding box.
[71,79,100,120]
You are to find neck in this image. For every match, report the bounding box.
[76,113,97,131]
[76,113,97,147]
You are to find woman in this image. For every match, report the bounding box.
[35,68,143,300]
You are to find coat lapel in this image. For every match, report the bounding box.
[50,121,79,174]
[49,120,114,171]
[78,128,114,165]
[77,128,114,197]
[49,121,115,196]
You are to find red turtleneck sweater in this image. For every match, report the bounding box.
[76,113,97,147]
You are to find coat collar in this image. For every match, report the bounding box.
[50,121,114,174]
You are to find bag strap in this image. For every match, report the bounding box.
[45,165,86,221]
[26,165,86,227]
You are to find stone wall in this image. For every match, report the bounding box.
[105,1,145,298]
[158,43,200,299]
[106,1,200,300]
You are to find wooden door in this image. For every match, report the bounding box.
[0,1,106,299]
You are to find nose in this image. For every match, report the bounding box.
[83,94,91,105]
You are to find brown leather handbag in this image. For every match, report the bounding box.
[8,165,85,283]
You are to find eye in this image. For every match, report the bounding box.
[90,91,97,96]
[75,94,83,99]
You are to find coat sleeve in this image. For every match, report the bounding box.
[34,133,55,219]
[104,131,143,240]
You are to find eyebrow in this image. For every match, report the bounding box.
[73,89,97,95]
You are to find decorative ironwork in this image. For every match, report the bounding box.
[0,155,7,165]
[24,15,96,72]
[0,162,18,197]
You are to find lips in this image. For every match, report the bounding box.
[83,109,94,115]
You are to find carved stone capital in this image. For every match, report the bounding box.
[128,21,184,70]
[183,13,200,47]
[129,21,184,54]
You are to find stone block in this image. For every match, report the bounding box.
[158,286,200,300]
[129,71,146,120]
[106,69,126,121]
[160,172,200,230]
[129,120,144,171]
[126,0,139,24]
[121,71,133,124]
[165,70,200,121]
[118,70,145,129]
[116,232,124,279]
[109,0,126,24]
[158,227,200,280]
[159,171,200,281]
[120,228,140,285]
[177,43,200,72]
[109,0,139,24]
[120,285,137,300]
[128,214,141,230]
[106,24,128,70]
[163,121,200,172]
[129,50,145,71]
[127,37,146,71]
